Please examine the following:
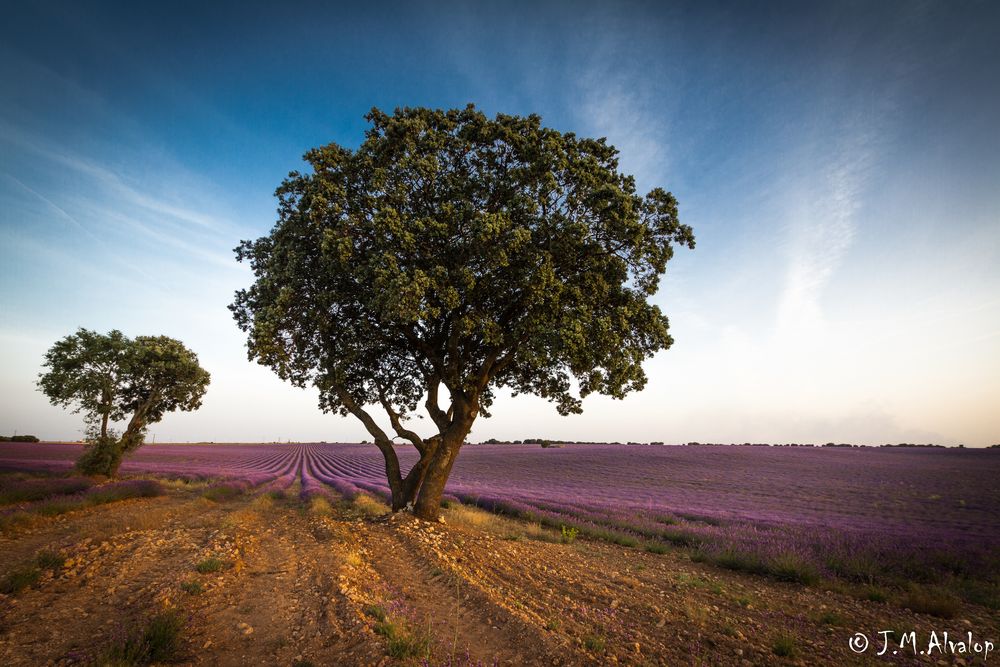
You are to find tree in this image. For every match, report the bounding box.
[37,329,210,476]
[231,105,694,519]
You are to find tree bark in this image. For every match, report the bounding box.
[106,449,125,478]
[413,418,473,520]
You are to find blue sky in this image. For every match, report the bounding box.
[2,1,998,445]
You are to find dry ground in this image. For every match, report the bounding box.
[0,483,997,666]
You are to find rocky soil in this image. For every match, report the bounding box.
[1,486,996,666]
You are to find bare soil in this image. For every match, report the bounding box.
[1,486,996,666]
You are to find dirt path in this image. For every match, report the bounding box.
[358,515,562,665]
[1,489,998,666]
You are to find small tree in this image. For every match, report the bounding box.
[231,105,694,519]
[37,329,210,476]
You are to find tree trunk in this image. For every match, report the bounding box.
[106,448,125,477]
[100,411,109,440]
[412,425,470,520]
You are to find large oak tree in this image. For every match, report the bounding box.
[231,105,694,519]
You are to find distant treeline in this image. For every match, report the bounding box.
[474,439,982,448]
[0,435,40,442]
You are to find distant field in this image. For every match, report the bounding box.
[2,442,998,606]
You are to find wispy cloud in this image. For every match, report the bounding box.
[776,124,877,339]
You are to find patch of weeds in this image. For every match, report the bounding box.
[736,596,751,608]
[0,510,34,532]
[429,567,445,578]
[0,566,41,594]
[544,617,561,631]
[180,580,203,595]
[35,550,65,570]
[954,579,1000,609]
[0,477,93,504]
[772,634,797,657]
[583,634,606,652]
[660,529,698,547]
[364,604,387,622]
[864,587,888,602]
[267,489,287,500]
[900,585,960,619]
[353,493,389,517]
[367,606,431,660]
[84,480,163,505]
[34,498,81,516]
[195,557,227,574]
[309,497,333,515]
[202,484,243,502]
[720,624,738,637]
[769,554,819,585]
[560,525,578,544]
[292,661,315,667]
[99,610,184,665]
[386,629,431,660]
[644,542,668,554]
[817,610,846,626]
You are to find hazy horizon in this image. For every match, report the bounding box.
[2,1,999,446]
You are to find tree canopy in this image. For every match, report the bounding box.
[37,329,210,475]
[231,105,694,518]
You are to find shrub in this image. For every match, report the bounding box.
[769,554,820,585]
[195,557,226,573]
[583,635,606,652]
[0,477,93,504]
[901,585,961,618]
[76,434,123,477]
[865,587,889,602]
[644,542,668,554]
[0,566,41,594]
[99,611,184,665]
[560,525,578,544]
[772,634,797,657]
[180,581,203,595]
[85,480,163,505]
[35,550,65,570]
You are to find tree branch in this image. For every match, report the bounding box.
[376,387,426,454]
[424,374,451,431]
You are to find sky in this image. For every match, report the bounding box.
[1,0,998,446]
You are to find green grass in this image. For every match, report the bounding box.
[817,610,846,626]
[772,634,797,657]
[864,586,889,602]
[0,566,41,594]
[180,580,203,595]
[900,585,960,619]
[366,605,431,659]
[202,484,243,502]
[560,525,578,544]
[35,550,65,570]
[364,604,387,622]
[97,611,184,666]
[643,542,669,554]
[195,557,227,574]
[583,634,606,652]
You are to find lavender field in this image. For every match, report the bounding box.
[3,442,998,605]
